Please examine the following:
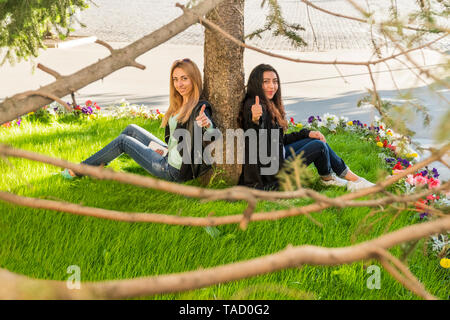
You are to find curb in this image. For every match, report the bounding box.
[44,36,97,49]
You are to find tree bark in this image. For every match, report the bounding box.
[0,0,225,125]
[203,0,245,184]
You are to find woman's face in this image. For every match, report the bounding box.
[172,67,193,98]
[262,71,278,101]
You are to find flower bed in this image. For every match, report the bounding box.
[289,113,449,267]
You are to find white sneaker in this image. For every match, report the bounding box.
[347,177,376,192]
[320,174,348,187]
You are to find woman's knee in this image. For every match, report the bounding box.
[310,140,327,151]
[122,124,140,136]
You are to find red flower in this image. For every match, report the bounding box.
[375,136,380,142]
[156,109,160,114]
[290,117,295,124]
[380,125,384,130]
[75,105,81,111]
[95,103,101,110]
[85,100,92,107]
[393,162,403,170]
[383,140,388,147]
[414,198,427,211]
[364,124,367,127]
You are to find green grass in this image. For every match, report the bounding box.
[0,117,448,300]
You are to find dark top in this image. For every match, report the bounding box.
[164,100,216,182]
[238,97,311,190]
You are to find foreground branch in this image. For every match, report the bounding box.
[0,144,448,227]
[1,216,447,299]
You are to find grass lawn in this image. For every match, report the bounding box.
[0,117,448,300]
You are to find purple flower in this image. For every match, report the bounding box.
[419,212,428,219]
[316,116,322,122]
[432,168,439,178]
[402,159,410,166]
[308,116,315,123]
[17,118,21,127]
[421,170,428,177]
[81,106,93,115]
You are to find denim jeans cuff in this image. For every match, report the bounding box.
[319,173,333,179]
[338,166,349,179]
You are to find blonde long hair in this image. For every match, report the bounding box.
[161,59,202,127]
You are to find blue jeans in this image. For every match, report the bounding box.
[82,124,181,181]
[284,138,349,178]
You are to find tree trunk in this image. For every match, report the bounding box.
[203,0,245,185]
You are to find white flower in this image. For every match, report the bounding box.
[339,116,349,122]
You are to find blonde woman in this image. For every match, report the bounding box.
[63,58,215,182]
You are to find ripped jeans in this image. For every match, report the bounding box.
[284,138,349,178]
[81,124,181,181]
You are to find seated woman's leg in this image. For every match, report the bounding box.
[82,124,166,166]
[121,124,167,148]
[324,144,349,178]
[83,134,175,181]
[284,139,332,177]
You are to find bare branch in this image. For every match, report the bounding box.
[37,63,62,79]
[373,247,437,300]
[94,39,115,54]
[0,216,447,299]
[178,3,448,68]
[16,90,72,112]
[300,0,445,33]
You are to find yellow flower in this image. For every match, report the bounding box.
[28,112,35,115]
[347,121,353,126]
[411,153,418,158]
[440,258,450,268]
[386,131,393,136]
[89,114,97,120]
[296,123,303,129]
[376,142,383,147]
[158,113,164,120]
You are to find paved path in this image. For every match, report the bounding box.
[73,0,449,51]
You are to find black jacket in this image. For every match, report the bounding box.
[164,100,216,182]
[238,97,311,190]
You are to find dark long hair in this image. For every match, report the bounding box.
[238,64,288,130]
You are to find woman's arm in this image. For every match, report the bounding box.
[283,128,311,145]
[242,98,264,130]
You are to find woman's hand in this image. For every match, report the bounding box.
[251,96,263,124]
[309,130,326,143]
[195,104,211,128]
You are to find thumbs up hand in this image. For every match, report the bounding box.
[251,96,263,124]
[195,104,210,128]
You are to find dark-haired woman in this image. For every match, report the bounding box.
[238,64,375,191]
